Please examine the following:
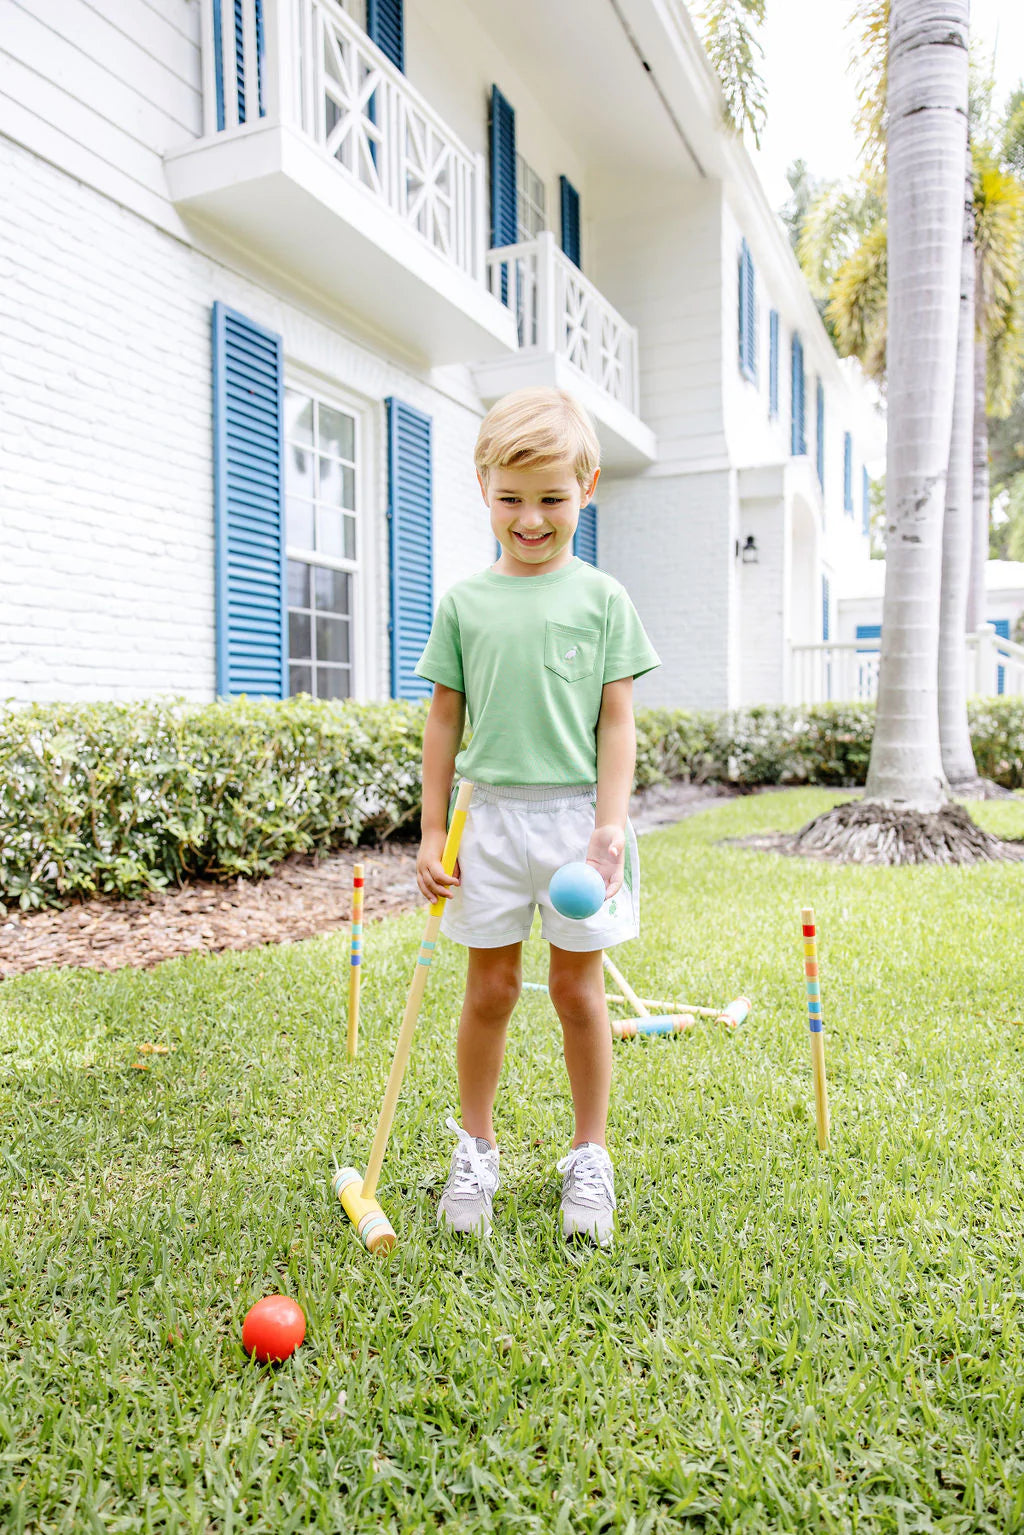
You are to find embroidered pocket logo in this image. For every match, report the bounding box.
[564,647,578,661]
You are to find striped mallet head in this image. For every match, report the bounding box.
[715,996,751,1030]
[611,1014,696,1040]
[331,1166,396,1253]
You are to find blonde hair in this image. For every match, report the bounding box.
[475,387,600,488]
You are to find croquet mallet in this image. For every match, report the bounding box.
[602,953,696,1039]
[332,781,473,1252]
[347,862,364,1059]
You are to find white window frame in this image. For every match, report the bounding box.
[283,368,378,701]
[516,152,547,242]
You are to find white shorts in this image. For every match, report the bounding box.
[439,782,641,952]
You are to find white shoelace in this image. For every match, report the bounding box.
[557,1143,616,1209]
[445,1115,498,1197]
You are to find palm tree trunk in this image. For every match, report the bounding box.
[938,154,979,787]
[966,318,989,631]
[864,0,968,809]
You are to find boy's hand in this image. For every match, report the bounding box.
[586,823,626,899]
[416,829,461,904]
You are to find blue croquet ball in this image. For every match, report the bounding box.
[549,861,606,920]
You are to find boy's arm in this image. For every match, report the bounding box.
[417,682,467,902]
[589,676,636,897]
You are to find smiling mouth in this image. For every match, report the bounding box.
[513,531,552,545]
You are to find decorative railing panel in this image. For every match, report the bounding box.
[198,0,485,281]
[486,232,640,415]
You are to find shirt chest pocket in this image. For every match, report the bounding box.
[544,621,600,684]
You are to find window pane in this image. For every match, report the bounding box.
[286,498,315,549]
[314,566,352,614]
[316,615,350,663]
[289,664,312,696]
[343,513,357,560]
[286,442,315,499]
[317,665,351,700]
[289,611,311,660]
[318,403,355,461]
[317,457,355,509]
[317,508,346,559]
[288,559,311,608]
[285,390,313,445]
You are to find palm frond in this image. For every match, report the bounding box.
[826,221,889,381]
[699,0,767,149]
[797,177,886,302]
[849,0,888,176]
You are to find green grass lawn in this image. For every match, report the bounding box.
[2,788,1023,1534]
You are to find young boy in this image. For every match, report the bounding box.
[414,386,660,1248]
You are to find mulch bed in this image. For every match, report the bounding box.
[0,781,733,980]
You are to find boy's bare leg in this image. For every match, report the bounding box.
[547,946,611,1146]
[457,943,522,1144]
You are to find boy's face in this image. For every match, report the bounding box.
[481,460,601,576]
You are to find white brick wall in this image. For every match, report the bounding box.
[0,135,487,703]
[599,469,735,710]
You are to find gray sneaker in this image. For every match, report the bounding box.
[557,1142,616,1248]
[437,1115,500,1235]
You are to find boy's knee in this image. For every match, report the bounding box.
[548,971,603,1021]
[467,957,521,1018]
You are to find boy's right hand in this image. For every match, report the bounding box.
[416,829,461,905]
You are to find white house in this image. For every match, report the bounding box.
[0,0,884,712]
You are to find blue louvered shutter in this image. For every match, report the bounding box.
[212,302,285,698]
[367,0,404,71]
[490,86,517,248]
[822,575,831,642]
[213,0,265,130]
[768,309,779,417]
[560,176,581,268]
[738,241,756,381]
[791,334,805,455]
[843,433,853,512]
[815,379,825,488]
[862,466,871,536]
[387,399,433,699]
[573,503,598,566]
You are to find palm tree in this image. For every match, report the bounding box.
[863,0,967,811]
[939,158,980,789]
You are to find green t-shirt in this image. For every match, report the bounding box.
[414,557,661,785]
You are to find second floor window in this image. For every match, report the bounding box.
[517,154,546,241]
[284,387,361,699]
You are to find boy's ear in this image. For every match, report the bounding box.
[584,467,601,501]
[476,470,489,503]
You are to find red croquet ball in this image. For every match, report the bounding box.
[242,1295,306,1363]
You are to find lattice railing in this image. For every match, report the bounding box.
[486,232,640,414]
[198,0,485,280]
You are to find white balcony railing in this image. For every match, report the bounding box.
[790,624,1024,704]
[486,232,641,415]
[199,0,486,282]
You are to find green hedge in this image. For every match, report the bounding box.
[2,696,1021,912]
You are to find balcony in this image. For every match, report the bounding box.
[472,233,657,472]
[165,0,517,364]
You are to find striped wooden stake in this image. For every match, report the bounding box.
[801,906,830,1149]
[347,863,364,1059]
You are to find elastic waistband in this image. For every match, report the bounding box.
[465,781,596,808]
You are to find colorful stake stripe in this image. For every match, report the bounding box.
[802,910,824,1034]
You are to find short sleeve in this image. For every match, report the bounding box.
[603,590,660,683]
[414,591,465,692]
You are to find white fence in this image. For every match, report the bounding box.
[199,0,486,281]
[791,624,1024,703]
[486,232,641,415]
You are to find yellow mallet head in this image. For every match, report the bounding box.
[332,1167,397,1253]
